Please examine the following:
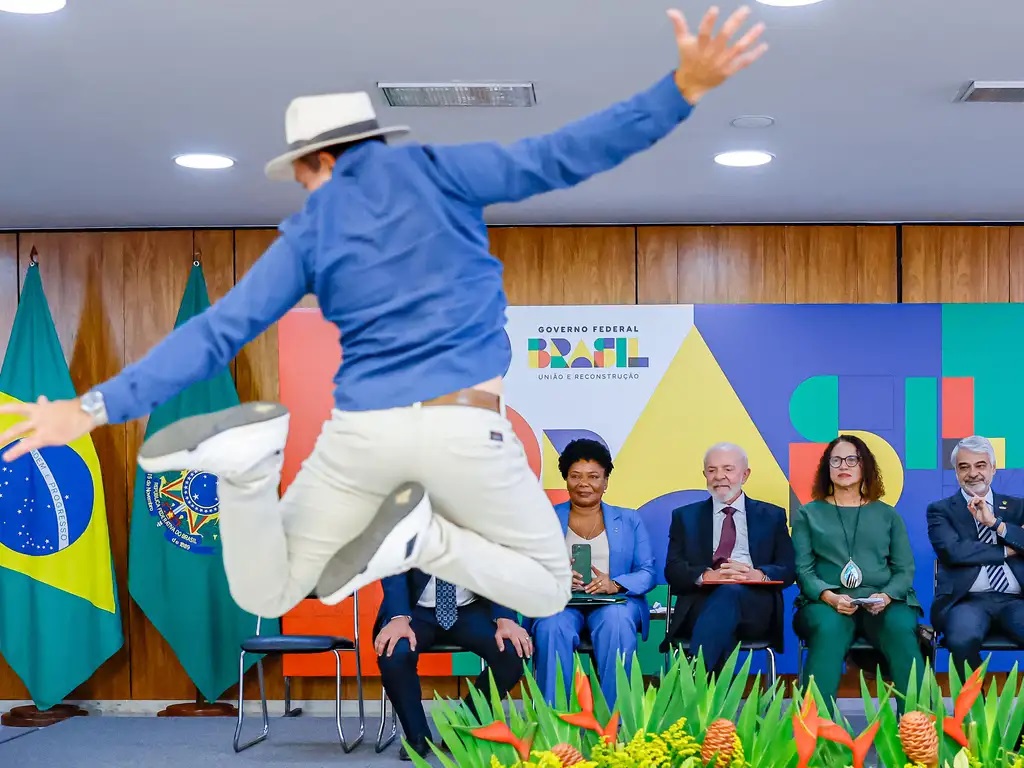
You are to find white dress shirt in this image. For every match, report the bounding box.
[712,493,751,566]
[416,577,477,609]
[963,489,1021,594]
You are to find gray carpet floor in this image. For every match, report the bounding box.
[0,716,435,767]
[0,724,38,745]
[0,710,879,767]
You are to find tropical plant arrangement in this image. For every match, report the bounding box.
[404,649,1024,768]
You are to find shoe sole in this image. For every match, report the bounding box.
[137,402,289,472]
[316,481,430,604]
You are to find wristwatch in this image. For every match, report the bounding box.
[991,516,1005,536]
[79,390,109,427]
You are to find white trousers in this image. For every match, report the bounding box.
[215,403,573,619]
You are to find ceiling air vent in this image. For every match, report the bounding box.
[378,82,535,107]
[956,81,1024,103]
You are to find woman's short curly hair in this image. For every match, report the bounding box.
[558,438,614,479]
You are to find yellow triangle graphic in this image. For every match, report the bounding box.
[606,327,791,516]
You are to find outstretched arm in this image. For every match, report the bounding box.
[418,6,767,208]
[0,233,312,461]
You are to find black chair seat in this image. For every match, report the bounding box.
[667,636,773,651]
[938,632,1020,652]
[241,635,355,654]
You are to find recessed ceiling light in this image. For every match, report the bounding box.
[756,0,826,5]
[730,115,775,129]
[174,153,235,170]
[714,150,774,167]
[0,0,65,13]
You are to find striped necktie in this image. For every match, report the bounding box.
[435,579,458,630]
[976,520,1009,593]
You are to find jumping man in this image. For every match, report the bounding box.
[0,6,767,619]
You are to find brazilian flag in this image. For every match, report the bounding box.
[127,263,277,703]
[0,264,123,710]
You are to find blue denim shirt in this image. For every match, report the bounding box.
[95,72,693,423]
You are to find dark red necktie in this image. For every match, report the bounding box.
[712,507,736,567]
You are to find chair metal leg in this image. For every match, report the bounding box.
[764,648,777,691]
[233,653,269,752]
[333,650,364,752]
[283,676,303,717]
[375,686,398,752]
[353,643,366,744]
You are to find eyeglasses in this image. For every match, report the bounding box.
[829,455,861,468]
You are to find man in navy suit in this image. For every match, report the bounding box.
[661,442,796,673]
[374,570,532,760]
[928,435,1024,677]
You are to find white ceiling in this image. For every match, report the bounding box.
[1,0,1022,229]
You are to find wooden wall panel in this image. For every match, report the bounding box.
[902,226,1012,303]
[637,226,786,303]
[491,227,636,305]
[637,225,897,304]
[1010,228,1024,303]
[234,230,280,405]
[0,235,16,353]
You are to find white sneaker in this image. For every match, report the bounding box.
[137,402,289,478]
[316,481,434,605]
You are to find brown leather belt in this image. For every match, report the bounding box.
[421,388,501,412]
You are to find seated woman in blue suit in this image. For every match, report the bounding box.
[526,439,655,707]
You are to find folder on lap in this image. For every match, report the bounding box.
[567,593,628,605]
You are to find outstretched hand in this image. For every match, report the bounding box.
[0,396,94,462]
[668,5,768,104]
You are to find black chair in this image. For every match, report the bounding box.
[662,585,779,689]
[375,644,484,753]
[233,593,366,753]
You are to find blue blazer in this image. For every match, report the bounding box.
[928,491,1024,631]
[544,501,657,640]
[375,569,517,633]
[662,496,796,652]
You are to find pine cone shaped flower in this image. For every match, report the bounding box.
[549,742,585,767]
[899,711,939,767]
[702,719,737,767]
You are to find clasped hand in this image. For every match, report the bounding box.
[703,560,764,584]
[822,590,890,616]
[571,565,620,595]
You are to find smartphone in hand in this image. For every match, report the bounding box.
[571,543,592,589]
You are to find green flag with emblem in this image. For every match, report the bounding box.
[0,264,123,710]
[127,263,277,701]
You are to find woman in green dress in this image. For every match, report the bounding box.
[792,434,924,709]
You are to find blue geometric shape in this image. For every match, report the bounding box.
[839,375,895,431]
[636,489,711,586]
[0,441,94,556]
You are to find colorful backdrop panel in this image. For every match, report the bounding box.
[279,303,1024,678]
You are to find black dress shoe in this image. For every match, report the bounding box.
[400,739,430,761]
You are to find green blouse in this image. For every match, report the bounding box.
[792,499,920,609]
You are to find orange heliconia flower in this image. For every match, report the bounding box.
[558,670,620,742]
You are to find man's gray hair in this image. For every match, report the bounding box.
[703,442,748,468]
[951,435,996,468]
